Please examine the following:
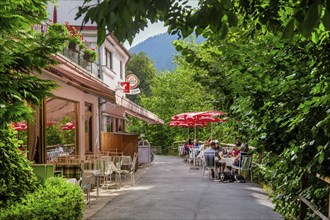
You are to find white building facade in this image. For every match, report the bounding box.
[28,1,162,163]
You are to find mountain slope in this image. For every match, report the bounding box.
[129,33,204,72]
[129,33,178,72]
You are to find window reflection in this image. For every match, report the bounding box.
[85,103,92,153]
[45,97,77,162]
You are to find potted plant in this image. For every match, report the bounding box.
[48,23,69,36]
[65,22,85,53]
[83,48,97,62]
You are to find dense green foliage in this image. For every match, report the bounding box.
[126,52,157,103]
[137,61,215,150]
[0,0,63,207]
[125,16,330,218]
[172,30,329,219]
[0,177,85,220]
[0,125,39,206]
[78,0,330,45]
[0,0,67,125]
[0,0,81,215]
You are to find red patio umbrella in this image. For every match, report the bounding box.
[193,110,227,118]
[172,110,226,122]
[12,122,27,130]
[171,112,197,121]
[168,120,207,128]
[61,122,75,130]
[171,110,228,139]
[168,119,208,140]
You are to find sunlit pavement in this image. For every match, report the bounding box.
[83,163,152,219]
[84,155,283,220]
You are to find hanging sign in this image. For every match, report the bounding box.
[119,82,130,93]
[127,88,141,95]
[126,74,140,89]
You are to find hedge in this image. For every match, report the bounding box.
[0,177,85,220]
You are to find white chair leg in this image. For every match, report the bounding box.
[131,173,135,186]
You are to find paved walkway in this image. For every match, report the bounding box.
[83,155,283,220]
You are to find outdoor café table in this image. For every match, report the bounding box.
[219,157,235,171]
[66,178,78,185]
[84,169,101,199]
[54,163,82,180]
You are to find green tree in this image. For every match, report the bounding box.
[0,0,68,206]
[174,29,330,219]
[138,61,215,151]
[126,52,157,103]
[77,0,330,45]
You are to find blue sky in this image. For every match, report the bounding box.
[124,22,167,49]
[124,0,199,49]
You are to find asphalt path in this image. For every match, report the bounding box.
[89,155,283,220]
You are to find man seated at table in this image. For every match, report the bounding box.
[204,141,225,179]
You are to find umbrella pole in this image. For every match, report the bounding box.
[211,123,213,140]
[194,125,197,140]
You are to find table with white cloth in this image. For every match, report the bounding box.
[66,178,78,185]
[219,157,235,171]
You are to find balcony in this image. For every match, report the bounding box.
[32,23,99,79]
[61,48,99,78]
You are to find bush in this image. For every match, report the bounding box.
[0,177,85,220]
[0,125,39,206]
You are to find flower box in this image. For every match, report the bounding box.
[83,49,97,62]
[68,42,81,53]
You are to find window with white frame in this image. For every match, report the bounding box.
[120,61,123,79]
[105,49,113,70]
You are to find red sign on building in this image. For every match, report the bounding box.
[120,82,130,93]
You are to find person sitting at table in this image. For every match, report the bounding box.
[184,139,193,151]
[214,140,222,151]
[196,140,209,158]
[230,141,241,157]
[239,143,250,156]
[215,142,226,172]
[204,140,224,179]
[183,139,193,161]
[193,138,199,148]
[229,143,250,172]
[55,144,64,154]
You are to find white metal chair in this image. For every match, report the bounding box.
[121,152,138,186]
[108,161,123,187]
[79,174,94,207]
[121,155,132,170]
[202,151,217,180]
[103,159,114,191]
[231,155,253,182]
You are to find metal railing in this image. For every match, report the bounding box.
[61,48,98,77]
[300,174,330,220]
